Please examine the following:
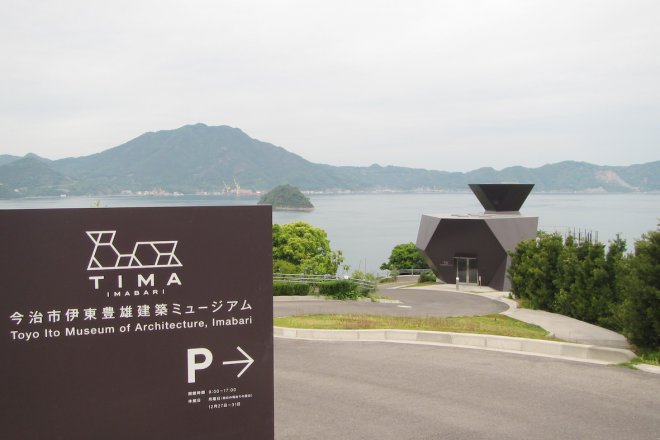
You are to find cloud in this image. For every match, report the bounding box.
[1,0,659,170]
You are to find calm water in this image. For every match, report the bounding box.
[1,193,658,274]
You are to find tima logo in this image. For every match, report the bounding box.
[86,231,183,271]
[86,231,183,297]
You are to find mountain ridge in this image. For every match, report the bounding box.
[0,123,658,198]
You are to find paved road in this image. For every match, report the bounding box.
[274,287,507,318]
[275,339,660,440]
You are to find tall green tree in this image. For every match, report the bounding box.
[509,226,660,349]
[572,240,610,323]
[600,235,627,328]
[509,232,563,309]
[380,242,429,271]
[272,222,343,274]
[619,230,660,349]
[554,235,579,316]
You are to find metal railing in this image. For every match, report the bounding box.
[272,273,376,291]
[540,225,600,243]
[391,268,433,275]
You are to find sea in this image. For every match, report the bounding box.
[1,193,658,274]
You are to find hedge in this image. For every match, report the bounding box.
[273,282,311,296]
[509,230,659,350]
[318,280,359,300]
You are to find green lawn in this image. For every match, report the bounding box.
[274,314,557,340]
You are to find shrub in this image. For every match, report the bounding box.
[273,282,311,296]
[618,230,660,349]
[418,271,437,283]
[508,229,660,349]
[356,286,373,297]
[319,280,358,300]
[509,232,564,310]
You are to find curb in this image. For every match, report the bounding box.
[273,296,401,304]
[635,364,660,374]
[273,296,328,302]
[273,326,636,365]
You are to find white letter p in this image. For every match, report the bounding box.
[187,348,213,384]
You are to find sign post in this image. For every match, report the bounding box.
[0,206,274,439]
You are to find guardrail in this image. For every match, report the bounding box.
[273,273,376,291]
[392,268,432,275]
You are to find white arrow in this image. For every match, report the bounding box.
[222,346,254,378]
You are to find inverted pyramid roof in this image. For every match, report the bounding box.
[469,184,534,212]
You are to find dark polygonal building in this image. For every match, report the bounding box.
[416,184,537,291]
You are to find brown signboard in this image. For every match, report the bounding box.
[0,206,274,439]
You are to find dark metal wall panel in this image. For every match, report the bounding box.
[484,216,539,252]
[469,184,534,212]
[417,215,538,291]
[419,218,506,289]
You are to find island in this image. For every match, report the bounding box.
[258,184,314,211]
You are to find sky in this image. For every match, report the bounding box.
[1,0,659,172]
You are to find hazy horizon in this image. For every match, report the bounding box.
[2,122,658,172]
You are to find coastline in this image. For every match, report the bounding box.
[4,186,660,201]
[271,205,314,212]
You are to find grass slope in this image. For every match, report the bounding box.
[274,314,556,340]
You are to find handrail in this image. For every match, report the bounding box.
[392,268,432,275]
[273,273,376,291]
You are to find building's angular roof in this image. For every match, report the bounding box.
[468,183,534,212]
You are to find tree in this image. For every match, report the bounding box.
[553,235,579,316]
[258,184,313,210]
[570,239,610,323]
[508,226,659,350]
[272,222,343,274]
[509,232,563,309]
[599,235,627,328]
[380,242,429,271]
[511,232,622,326]
[619,230,660,349]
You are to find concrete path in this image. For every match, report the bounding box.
[412,283,631,349]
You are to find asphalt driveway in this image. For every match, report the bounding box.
[274,284,508,318]
[275,339,660,440]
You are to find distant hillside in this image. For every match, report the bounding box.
[0,156,76,197]
[0,123,658,197]
[52,124,341,193]
[0,154,20,167]
[463,161,660,192]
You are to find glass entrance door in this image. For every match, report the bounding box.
[455,257,478,284]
